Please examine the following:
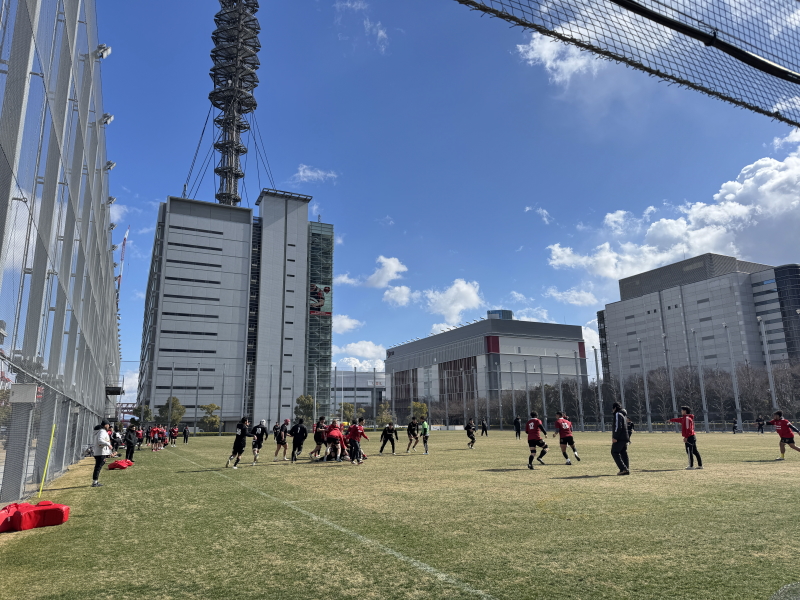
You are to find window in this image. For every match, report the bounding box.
[282,387,291,390]
[162,312,219,319]
[164,294,219,302]
[754,299,779,307]
[287,274,295,277]
[765,318,783,325]
[654,308,658,313]
[166,259,221,268]
[756,308,782,316]
[625,315,635,320]
[768,339,786,345]
[157,367,215,372]
[288,244,296,247]
[769,349,786,355]
[285,321,294,325]
[165,277,221,285]
[627,331,637,335]
[160,330,218,336]
[753,288,778,297]
[697,298,710,304]
[629,364,640,369]
[699,317,712,322]
[286,290,294,293]
[285,338,293,341]
[167,242,222,251]
[159,349,217,354]
[629,347,639,352]
[283,371,291,373]
[286,306,294,309]
[647,311,650,314]
[517,347,522,353]
[668,306,671,310]
[752,278,776,287]
[701,335,715,341]
[169,225,223,235]
[288,259,295,262]
[155,386,214,390]
[704,354,717,359]
[284,354,292,357]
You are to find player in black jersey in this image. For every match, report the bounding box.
[289,419,308,462]
[406,417,420,453]
[310,417,327,459]
[251,419,269,465]
[466,418,477,449]
[274,419,290,461]
[226,418,251,469]
[379,422,399,454]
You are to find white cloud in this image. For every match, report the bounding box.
[515,245,524,252]
[378,215,394,226]
[333,340,385,360]
[122,369,139,399]
[509,291,529,304]
[424,279,483,325]
[524,206,533,212]
[383,285,421,307]
[515,307,553,323]
[517,33,604,85]
[536,207,553,225]
[137,226,155,235]
[334,0,368,10]
[310,201,321,216]
[363,17,388,53]
[334,357,385,371]
[430,322,452,334]
[332,314,364,334]
[544,286,598,306]
[110,203,129,223]
[582,322,601,380]
[334,273,359,285]
[365,255,407,288]
[134,290,146,300]
[289,164,338,184]
[335,234,345,245]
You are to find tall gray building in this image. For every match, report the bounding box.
[138,191,334,429]
[0,0,120,501]
[598,253,800,418]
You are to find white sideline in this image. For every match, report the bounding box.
[172,451,495,599]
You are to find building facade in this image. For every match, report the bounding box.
[385,312,587,425]
[329,369,386,420]
[0,0,120,501]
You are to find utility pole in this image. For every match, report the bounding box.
[692,329,710,433]
[593,347,604,432]
[723,323,743,432]
[758,316,780,410]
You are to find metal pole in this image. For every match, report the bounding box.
[593,347,605,432]
[313,366,318,425]
[242,363,248,420]
[219,364,225,435]
[524,360,531,417]
[193,363,200,436]
[373,367,377,427]
[168,362,174,430]
[444,369,450,428]
[354,366,358,422]
[267,365,273,426]
[692,329,710,433]
[472,367,478,423]
[497,362,503,430]
[339,370,344,422]
[556,354,564,412]
[485,363,490,427]
[391,369,395,420]
[461,368,467,426]
[758,317,780,410]
[662,333,678,419]
[615,342,625,408]
[509,362,515,420]
[723,323,744,431]
[574,351,584,431]
[539,356,546,425]
[638,339,652,433]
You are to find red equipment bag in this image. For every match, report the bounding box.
[10,501,70,531]
[107,460,129,470]
[0,503,32,533]
[123,460,133,467]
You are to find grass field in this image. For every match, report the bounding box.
[1,431,799,600]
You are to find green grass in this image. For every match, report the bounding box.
[1,431,799,599]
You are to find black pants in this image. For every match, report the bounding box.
[515,429,521,439]
[125,444,135,462]
[757,425,764,434]
[184,433,189,443]
[611,440,629,472]
[481,428,488,436]
[684,435,702,467]
[291,441,304,462]
[380,438,395,453]
[349,440,361,462]
[93,456,106,481]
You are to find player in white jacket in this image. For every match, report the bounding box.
[92,419,113,487]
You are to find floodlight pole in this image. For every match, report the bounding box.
[509,362,515,421]
[539,356,546,425]
[758,316,779,410]
[194,363,200,436]
[692,329,710,433]
[593,347,605,432]
[555,354,564,413]
[723,323,744,432]
[524,360,531,417]
[219,364,225,435]
[574,351,585,431]
[461,368,467,427]
[638,339,652,433]
[168,362,174,430]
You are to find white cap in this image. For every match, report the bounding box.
[260,419,266,425]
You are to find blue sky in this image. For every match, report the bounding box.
[98,0,800,390]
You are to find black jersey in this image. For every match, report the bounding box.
[407,422,419,436]
[234,423,251,446]
[277,424,288,444]
[289,423,308,442]
[272,424,280,438]
[252,424,268,442]
[381,426,398,441]
[465,423,476,435]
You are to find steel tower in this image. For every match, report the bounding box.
[209,0,261,206]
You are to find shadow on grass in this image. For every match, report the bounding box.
[743,460,782,463]
[550,474,617,479]
[639,469,684,473]
[176,469,225,473]
[479,468,527,472]
[42,486,90,491]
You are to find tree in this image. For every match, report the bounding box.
[199,403,221,432]
[411,401,428,421]
[341,403,365,423]
[157,397,186,427]
[376,402,394,425]
[295,395,314,422]
[131,404,153,423]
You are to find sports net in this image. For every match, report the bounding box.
[454,0,800,127]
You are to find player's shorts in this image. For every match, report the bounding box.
[252,440,263,450]
[314,432,326,445]
[408,433,418,440]
[232,442,246,455]
[559,436,575,445]
[684,435,697,444]
[780,437,796,445]
[467,433,476,441]
[328,438,340,446]
[528,438,546,448]
[276,439,287,446]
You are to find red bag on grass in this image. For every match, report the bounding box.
[0,503,32,533]
[10,501,70,531]
[122,460,133,467]
[107,460,129,470]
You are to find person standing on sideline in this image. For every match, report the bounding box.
[183,425,189,444]
[124,424,138,463]
[669,406,703,470]
[768,411,800,461]
[145,425,152,447]
[289,418,308,462]
[379,422,399,455]
[251,419,269,465]
[553,411,580,464]
[466,418,477,449]
[526,411,548,469]
[226,417,251,469]
[346,417,369,465]
[406,417,420,453]
[274,418,290,461]
[272,421,280,441]
[481,419,488,436]
[170,425,179,447]
[732,418,738,434]
[310,416,327,459]
[756,415,765,435]
[136,426,143,450]
[611,403,630,476]
[420,417,430,454]
[626,415,635,442]
[514,416,522,440]
[91,420,112,487]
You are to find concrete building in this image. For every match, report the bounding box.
[385,311,587,425]
[138,190,334,430]
[0,0,120,501]
[598,253,800,414]
[329,369,386,419]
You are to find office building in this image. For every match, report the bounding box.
[329,369,386,418]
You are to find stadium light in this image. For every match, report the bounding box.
[105,161,116,171]
[108,196,117,205]
[96,44,112,59]
[102,113,114,125]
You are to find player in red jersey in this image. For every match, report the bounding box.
[768,411,800,461]
[552,411,580,465]
[150,426,160,452]
[669,406,703,469]
[526,411,549,470]
[324,419,346,462]
[347,417,370,465]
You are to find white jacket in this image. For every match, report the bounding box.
[94,428,112,456]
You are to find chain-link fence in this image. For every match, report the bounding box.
[0,0,120,503]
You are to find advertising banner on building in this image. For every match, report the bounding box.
[309,283,332,316]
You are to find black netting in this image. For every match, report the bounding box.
[455,0,800,127]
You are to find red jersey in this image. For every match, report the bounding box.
[326,428,345,443]
[768,419,799,438]
[526,418,544,440]
[136,430,143,440]
[555,418,573,438]
[669,414,695,437]
[346,425,369,442]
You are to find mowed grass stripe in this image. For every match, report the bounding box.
[1,431,799,599]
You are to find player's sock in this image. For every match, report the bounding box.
[234,457,240,466]
[781,451,786,458]
[539,449,547,459]
[528,455,534,466]
[562,451,569,459]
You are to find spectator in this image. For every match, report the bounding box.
[92,420,112,487]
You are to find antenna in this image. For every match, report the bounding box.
[209,0,261,206]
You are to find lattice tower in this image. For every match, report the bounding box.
[209,0,261,206]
